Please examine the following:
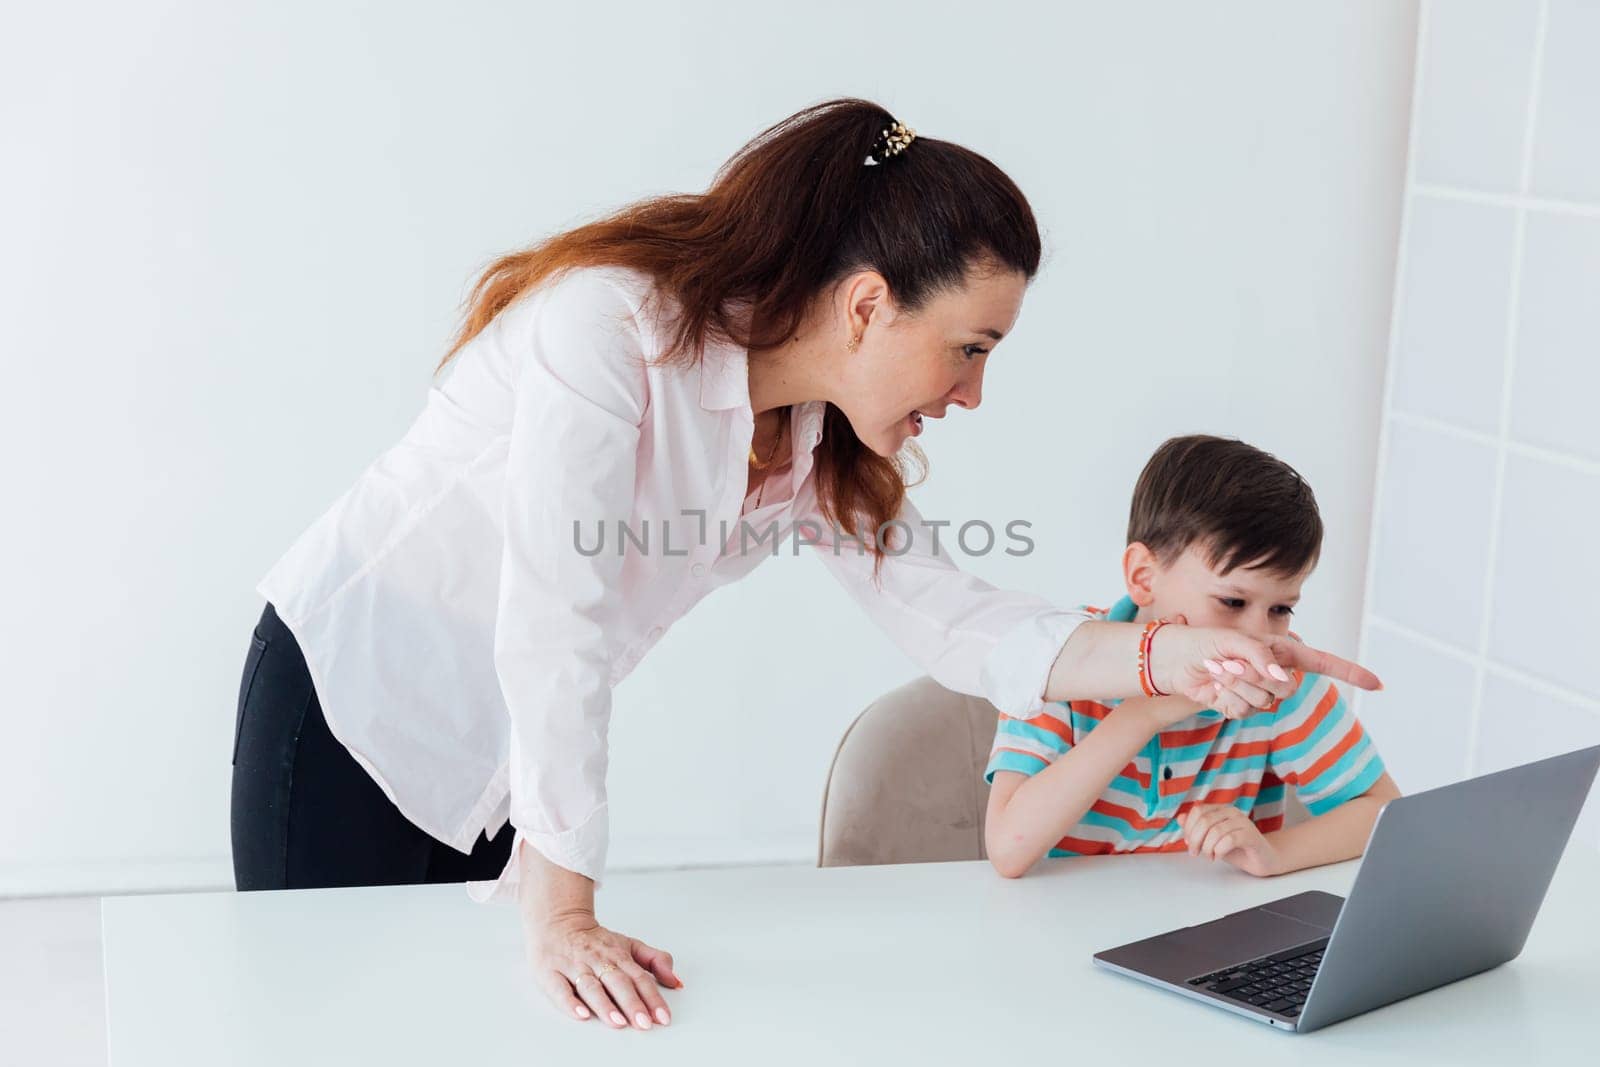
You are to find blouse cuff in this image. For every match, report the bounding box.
[465,805,610,905]
[977,609,1091,719]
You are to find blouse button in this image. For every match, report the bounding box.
[648,626,664,640]
[1162,766,1173,781]
[691,562,706,577]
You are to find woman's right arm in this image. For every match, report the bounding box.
[1042,618,1384,717]
[481,269,679,1031]
[515,839,681,1029]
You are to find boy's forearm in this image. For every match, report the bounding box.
[989,700,1183,876]
[1265,794,1387,874]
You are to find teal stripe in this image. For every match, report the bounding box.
[994,718,1072,756]
[1161,738,1222,763]
[1299,734,1372,795]
[1077,806,1181,839]
[984,749,1047,783]
[1272,698,1348,767]
[1302,747,1385,816]
[1106,776,1148,803]
[1184,751,1271,782]
[1273,672,1326,722]
[1070,708,1104,735]
[1255,782,1287,805]
[1077,808,1149,838]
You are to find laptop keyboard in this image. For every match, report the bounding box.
[1185,938,1329,1019]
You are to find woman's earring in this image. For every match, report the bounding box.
[844,335,860,353]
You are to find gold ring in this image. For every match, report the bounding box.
[593,962,618,978]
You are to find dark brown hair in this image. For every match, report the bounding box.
[438,98,1041,558]
[1127,435,1323,577]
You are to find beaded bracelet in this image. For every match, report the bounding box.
[1138,619,1171,698]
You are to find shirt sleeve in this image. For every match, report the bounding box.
[465,270,648,904]
[805,493,1091,720]
[1266,672,1387,816]
[984,704,1077,782]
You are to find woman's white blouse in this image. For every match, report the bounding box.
[257,265,1088,901]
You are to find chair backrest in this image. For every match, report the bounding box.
[818,676,994,867]
[818,676,1310,868]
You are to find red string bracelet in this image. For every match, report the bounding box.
[1138,618,1171,697]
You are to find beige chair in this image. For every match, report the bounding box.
[817,676,1308,867]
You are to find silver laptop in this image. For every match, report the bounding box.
[1093,744,1600,1033]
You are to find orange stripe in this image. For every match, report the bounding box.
[1162,722,1225,747]
[1055,835,1118,855]
[1120,761,1151,789]
[1088,798,1176,833]
[1299,720,1367,785]
[1274,683,1341,749]
[1070,699,1113,721]
[990,746,1051,767]
[1199,739,1271,768]
[998,708,1074,744]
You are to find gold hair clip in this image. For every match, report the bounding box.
[865,120,917,166]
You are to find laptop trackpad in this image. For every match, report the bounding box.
[1098,892,1341,983]
[1258,890,1343,929]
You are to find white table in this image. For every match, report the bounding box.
[103,847,1600,1065]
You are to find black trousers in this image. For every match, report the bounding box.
[230,602,515,890]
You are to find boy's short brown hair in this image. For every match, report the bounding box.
[1128,435,1323,578]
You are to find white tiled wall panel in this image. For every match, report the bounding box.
[1529,0,1600,202]
[1487,454,1600,698]
[1412,0,1540,191]
[1369,420,1497,648]
[1363,2,1600,850]
[1509,212,1600,463]
[1356,623,1477,793]
[1391,196,1517,432]
[1475,672,1600,852]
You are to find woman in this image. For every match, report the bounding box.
[230,98,1380,1032]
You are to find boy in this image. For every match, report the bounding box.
[985,435,1399,879]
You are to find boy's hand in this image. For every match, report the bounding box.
[1176,805,1284,878]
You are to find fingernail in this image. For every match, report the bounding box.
[575,1005,591,1019]
[1204,659,1223,675]
[636,1012,652,1029]
[656,1007,671,1025]
[1267,664,1290,682]
[611,1011,627,1027]
[1223,660,1246,676]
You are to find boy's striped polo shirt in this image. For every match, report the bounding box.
[984,596,1387,857]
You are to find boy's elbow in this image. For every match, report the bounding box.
[991,856,1030,879]
[1365,771,1403,805]
[985,835,1036,879]
[984,790,1039,878]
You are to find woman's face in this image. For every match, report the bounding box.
[835,262,1029,458]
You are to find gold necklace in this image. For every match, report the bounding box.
[749,409,787,509]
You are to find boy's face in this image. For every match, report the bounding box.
[1124,540,1309,635]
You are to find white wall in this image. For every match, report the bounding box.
[0,1,1417,896]
[1358,0,1600,850]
